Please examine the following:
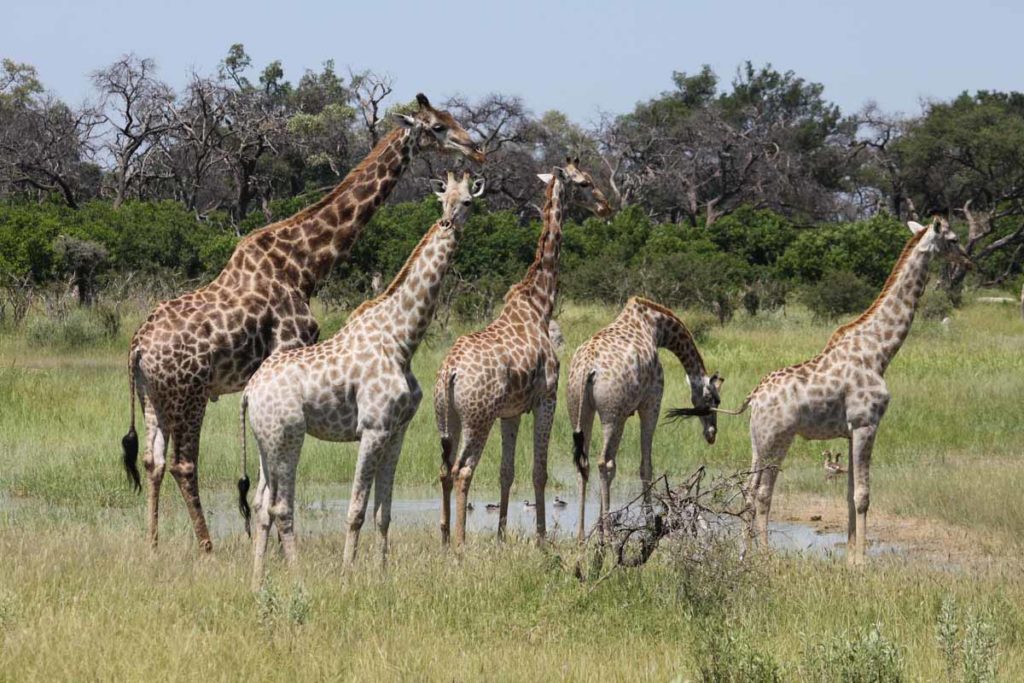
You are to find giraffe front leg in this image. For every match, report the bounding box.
[848,424,878,566]
[637,396,662,517]
[532,396,557,544]
[498,416,520,541]
[373,426,410,568]
[343,428,388,568]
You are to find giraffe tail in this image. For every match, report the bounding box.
[121,348,141,493]
[237,393,251,537]
[665,398,750,421]
[572,370,596,483]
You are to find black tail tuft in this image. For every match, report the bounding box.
[572,431,588,482]
[121,426,141,492]
[665,406,710,422]
[237,474,251,537]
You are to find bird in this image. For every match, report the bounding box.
[466,501,475,512]
[822,449,847,478]
[523,500,536,509]
[553,496,568,508]
[485,503,500,512]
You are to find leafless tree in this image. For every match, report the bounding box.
[349,69,393,148]
[91,55,175,208]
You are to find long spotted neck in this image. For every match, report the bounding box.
[508,177,564,320]
[634,298,707,383]
[348,219,459,366]
[222,127,417,297]
[824,231,933,375]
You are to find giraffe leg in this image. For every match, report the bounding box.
[251,466,273,591]
[140,388,167,550]
[343,428,388,568]
[453,425,491,550]
[596,417,625,541]
[497,416,520,541]
[270,439,303,568]
[848,424,878,565]
[752,430,793,550]
[846,438,856,551]
[637,396,661,516]
[439,421,460,547]
[574,402,596,544]
[532,395,556,544]
[168,401,212,553]
[373,426,409,567]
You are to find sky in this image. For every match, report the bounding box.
[3,0,1022,124]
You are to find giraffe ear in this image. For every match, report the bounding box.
[537,173,554,185]
[393,113,418,129]
[429,178,446,198]
[907,220,927,234]
[471,177,486,197]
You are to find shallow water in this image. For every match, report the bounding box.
[203,486,903,559]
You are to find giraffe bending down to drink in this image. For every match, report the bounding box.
[716,218,968,564]
[566,297,722,541]
[434,159,613,549]
[240,172,484,587]
[121,94,483,552]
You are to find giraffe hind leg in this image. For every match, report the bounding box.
[141,387,168,550]
[168,398,212,553]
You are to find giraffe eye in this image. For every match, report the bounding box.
[579,181,591,188]
[462,199,472,206]
[431,124,446,133]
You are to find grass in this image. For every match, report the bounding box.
[1,295,1023,680]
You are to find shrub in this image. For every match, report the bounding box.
[802,623,905,683]
[25,308,117,348]
[919,288,955,321]
[800,270,875,320]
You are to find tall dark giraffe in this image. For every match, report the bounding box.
[121,94,484,552]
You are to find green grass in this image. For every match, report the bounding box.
[1,296,1022,680]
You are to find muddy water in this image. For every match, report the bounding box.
[202,486,903,559]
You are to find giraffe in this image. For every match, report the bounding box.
[434,158,613,549]
[239,172,484,586]
[566,297,722,541]
[713,218,968,564]
[120,94,483,552]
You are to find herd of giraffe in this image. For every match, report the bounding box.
[118,93,971,587]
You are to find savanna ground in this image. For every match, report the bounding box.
[0,297,1022,681]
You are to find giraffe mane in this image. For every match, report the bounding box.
[821,227,928,352]
[348,220,448,321]
[503,178,559,304]
[630,296,708,375]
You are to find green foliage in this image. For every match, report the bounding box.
[935,596,1000,683]
[778,215,909,286]
[802,623,905,682]
[800,270,875,320]
[24,308,118,349]
[919,288,955,321]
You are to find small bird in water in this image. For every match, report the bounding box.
[485,503,500,512]
[466,502,475,512]
[553,496,568,508]
[822,449,847,479]
[522,500,536,509]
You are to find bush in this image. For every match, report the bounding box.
[919,288,955,321]
[800,270,875,320]
[802,623,905,682]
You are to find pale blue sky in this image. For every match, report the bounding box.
[4,0,1021,123]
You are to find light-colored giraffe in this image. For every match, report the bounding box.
[435,158,612,549]
[120,95,483,552]
[566,297,722,540]
[240,172,484,587]
[716,218,968,564]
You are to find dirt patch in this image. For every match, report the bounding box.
[773,492,1013,571]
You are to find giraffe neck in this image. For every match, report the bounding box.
[222,127,417,296]
[505,178,564,320]
[347,219,459,366]
[825,231,934,374]
[633,298,707,383]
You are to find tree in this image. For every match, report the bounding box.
[91,55,176,208]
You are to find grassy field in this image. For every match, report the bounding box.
[1,296,1022,680]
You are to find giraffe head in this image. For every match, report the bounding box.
[394,93,486,163]
[430,171,485,227]
[908,217,971,267]
[537,157,613,217]
[692,372,724,444]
